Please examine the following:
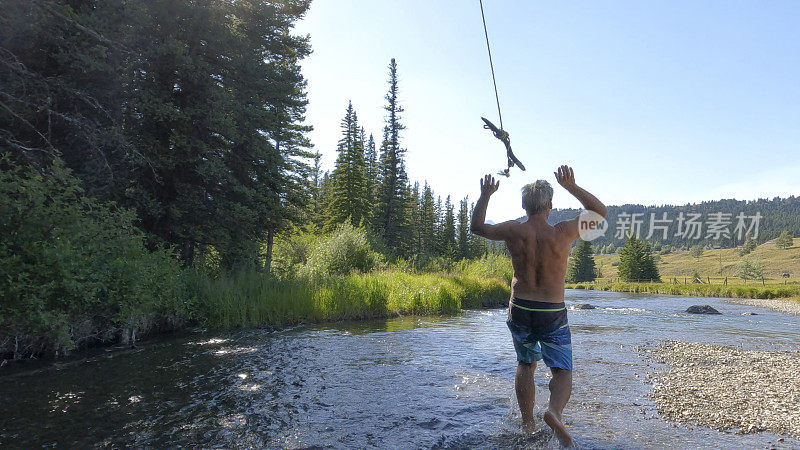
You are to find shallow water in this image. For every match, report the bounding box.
[2,290,799,448]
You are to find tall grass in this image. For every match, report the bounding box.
[566,281,800,300]
[191,270,510,328]
[455,253,513,284]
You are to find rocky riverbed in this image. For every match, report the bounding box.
[727,297,800,315]
[646,341,800,438]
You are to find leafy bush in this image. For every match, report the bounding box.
[298,224,383,279]
[0,157,192,359]
[270,230,320,277]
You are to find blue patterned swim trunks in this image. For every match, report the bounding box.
[506,298,572,371]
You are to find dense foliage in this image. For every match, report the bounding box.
[1,0,313,269]
[0,157,192,358]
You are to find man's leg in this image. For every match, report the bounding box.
[544,367,573,446]
[515,361,536,428]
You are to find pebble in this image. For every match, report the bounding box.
[644,341,800,438]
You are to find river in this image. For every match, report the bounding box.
[2,290,799,448]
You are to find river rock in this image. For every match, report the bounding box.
[685,305,721,315]
[741,312,758,316]
[571,303,596,310]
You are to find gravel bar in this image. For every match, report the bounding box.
[726,297,800,315]
[646,341,800,438]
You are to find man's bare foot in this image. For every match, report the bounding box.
[521,418,536,433]
[544,410,573,447]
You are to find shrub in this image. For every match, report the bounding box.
[270,230,320,277]
[298,223,383,279]
[0,156,192,359]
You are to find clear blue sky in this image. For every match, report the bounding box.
[294,1,800,223]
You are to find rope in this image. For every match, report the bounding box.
[479,0,504,130]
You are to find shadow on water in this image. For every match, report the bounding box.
[1,290,799,448]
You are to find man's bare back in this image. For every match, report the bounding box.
[470,165,606,303]
[470,165,606,447]
[501,217,574,302]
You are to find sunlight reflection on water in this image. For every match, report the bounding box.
[1,290,799,448]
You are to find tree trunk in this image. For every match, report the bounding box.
[265,229,274,274]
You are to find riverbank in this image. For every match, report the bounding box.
[566,281,800,302]
[645,341,800,438]
[1,269,510,364]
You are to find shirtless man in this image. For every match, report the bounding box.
[470,165,607,447]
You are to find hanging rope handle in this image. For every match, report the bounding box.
[479,0,503,131]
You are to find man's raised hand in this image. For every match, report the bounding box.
[480,174,500,197]
[554,165,577,190]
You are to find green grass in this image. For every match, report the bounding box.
[455,253,513,284]
[594,238,800,283]
[566,280,800,301]
[192,270,510,329]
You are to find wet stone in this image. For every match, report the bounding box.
[570,303,596,310]
[685,305,721,314]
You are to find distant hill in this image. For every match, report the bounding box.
[546,196,800,249]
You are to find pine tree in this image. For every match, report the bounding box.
[373,58,411,255]
[468,202,487,257]
[364,133,378,213]
[439,195,456,258]
[618,235,660,282]
[566,239,597,282]
[740,233,757,256]
[328,102,369,228]
[419,183,438,258]
[308,151,325,230]
[775,230,793,250]
[457,198,470,259]
[434,195,443,256]
[409,181,423,257]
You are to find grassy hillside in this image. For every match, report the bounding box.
[593,238,800,284]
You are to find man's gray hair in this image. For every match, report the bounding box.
[521,180,553,215]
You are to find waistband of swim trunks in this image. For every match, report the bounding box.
[510,298,566,312]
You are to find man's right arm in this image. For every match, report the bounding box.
[554,165,607,239]
[470,174,515,241]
